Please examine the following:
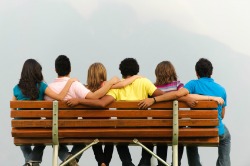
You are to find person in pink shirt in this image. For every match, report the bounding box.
[45,55,119,166]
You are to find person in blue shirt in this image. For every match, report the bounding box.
[12,59,76,166]
[139,58,230,166]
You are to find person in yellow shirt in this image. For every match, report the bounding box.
[66,58,164,166]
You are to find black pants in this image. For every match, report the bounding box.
[116,144,135,166]
[92,144,114,166]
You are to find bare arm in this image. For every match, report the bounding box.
[66,95,115,108]
[187,94,224,105]
[45,78,76,101]
[12,96,17,101]
[151,89,164,97]
[178,94,224,107]
[111,75,142,89]
[85,77,119,99]
[222,107,225,119]
[139,88,189,109]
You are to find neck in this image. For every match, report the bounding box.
[58,74,70,78]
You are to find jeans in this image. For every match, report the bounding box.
[217,126,231,166]
[92,144,114,166]
[58,144,85,162]
[186,125,231,166]
[20,145,46,163]
[116,144,135,166]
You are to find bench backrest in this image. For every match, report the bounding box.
[10,100,219,146]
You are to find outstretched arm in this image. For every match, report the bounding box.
[66,95,115,108]
[45,78,77,101]
[111,75,142,89]
[86,77,119,99]
[187,94,224,105]
[138,88,189,109]
[178,94,224,108]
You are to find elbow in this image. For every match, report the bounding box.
[100,104,106,108]
[175,93,182,99]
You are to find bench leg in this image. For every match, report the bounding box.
[133,139,170,166]
[53,144,59,166]
[60,139,99,166]
[172,145,178,166]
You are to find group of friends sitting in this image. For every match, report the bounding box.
[12,55,230,166]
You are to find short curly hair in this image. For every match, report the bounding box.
[119,58,139,78]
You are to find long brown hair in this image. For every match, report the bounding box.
[155,61,177,86]
[18,59,44,100]
[86,62,107,92]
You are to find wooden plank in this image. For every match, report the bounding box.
[10,100,218,109]
[12,119,218,128]
[14,137,218,146]
[11,110,218,119]
[12,128,218,138]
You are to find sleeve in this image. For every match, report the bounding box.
[177,81,184,90]
[184,80,196,94]
[40,82,48,99]
[222,88,227,107]
[144,78,157,96]
[106,89,118,100]
[13,85,18,98]
[73,82,91,99]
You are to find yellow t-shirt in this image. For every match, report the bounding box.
[107,78,157,101]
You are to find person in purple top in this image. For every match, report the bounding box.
[138,61,184,166]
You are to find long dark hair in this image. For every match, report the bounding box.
[18,59,44,100]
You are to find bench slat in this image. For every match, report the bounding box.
[12,119,218,128]
[11,110,218,119]
[12,128,218,138]
[14,137,219,146]
[10,100,218,109]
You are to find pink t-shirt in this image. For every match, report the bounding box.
[44,77,90,100]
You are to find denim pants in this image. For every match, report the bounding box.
[58,144,85,162]
[20,145,46,163]
[186,125,231,166]
[92,144,114,166]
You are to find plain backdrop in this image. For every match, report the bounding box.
[1,1,250,165]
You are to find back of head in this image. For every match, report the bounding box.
[55,55,71,77]
[155,61,177,86]
[195,58,213,78]
[119,58,139,78]
[87,62,107,92]
[18,59,43,99]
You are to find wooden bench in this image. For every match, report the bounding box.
[10,100,219,166]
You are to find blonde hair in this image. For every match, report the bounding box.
[155,61,177,86]
[86,62,107,92]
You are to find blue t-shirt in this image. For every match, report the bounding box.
[184,77,227,136]
[13,82,48,100]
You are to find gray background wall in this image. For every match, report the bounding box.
[1,1,249,165]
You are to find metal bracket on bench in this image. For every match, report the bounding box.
[60,139,99,166]
[133,139,170,166]
[52,100,59,166]
[172,100,179,166]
